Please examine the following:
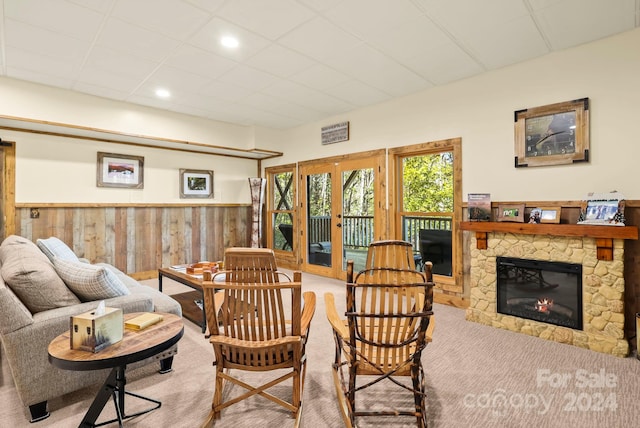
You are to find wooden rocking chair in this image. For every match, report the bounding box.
[201,248,316,427]
[325,240,435,427]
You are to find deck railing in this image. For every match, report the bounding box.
[307,215,452,250]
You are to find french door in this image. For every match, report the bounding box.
[299,151,385,279]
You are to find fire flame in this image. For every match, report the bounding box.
[535,298,554,313]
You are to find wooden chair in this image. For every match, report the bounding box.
[325,240,435,427]
[201,248,316,427]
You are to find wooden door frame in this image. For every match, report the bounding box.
[265,163,297,269]
[1,140,16,239]
[298,149,386,279]
[389,138,463,298]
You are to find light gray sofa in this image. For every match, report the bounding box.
[0,235,181,422]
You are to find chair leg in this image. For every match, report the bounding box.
[28,401,50,422]
[211,366,225,420]
[412,364,427,428]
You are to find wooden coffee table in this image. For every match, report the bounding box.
[48,312,183,427]
[158,266,209,333]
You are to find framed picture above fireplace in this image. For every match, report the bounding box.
[514,98,589,168]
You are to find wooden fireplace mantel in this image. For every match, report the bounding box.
[460,222,638,261]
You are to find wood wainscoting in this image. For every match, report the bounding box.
[14,204,251,278]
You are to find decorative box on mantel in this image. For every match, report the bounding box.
[460,221,638,357]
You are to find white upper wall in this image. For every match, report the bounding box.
[264,27,640,202]
[0,78,259,204]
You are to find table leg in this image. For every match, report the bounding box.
[79,365,162,428]
[158,272,163,292]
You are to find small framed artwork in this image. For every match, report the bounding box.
[514,98,589,168]
[180,169,214,198]
[97,152,144,188]
[530,207,561,224]
[497,204,525,222]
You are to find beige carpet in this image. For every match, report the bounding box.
[2,271,639,427]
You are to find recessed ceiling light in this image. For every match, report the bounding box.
[155,88,171,99]
[220,35,239,49]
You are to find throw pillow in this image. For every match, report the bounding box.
[0,235,80,313]
[36,236,80,263]
[53,258,131,302]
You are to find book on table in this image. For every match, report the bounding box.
[125,313,164,330]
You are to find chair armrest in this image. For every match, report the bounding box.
[300,291,316,336]
[324,292,347,338]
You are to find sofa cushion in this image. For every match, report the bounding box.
[53,258,131,302]
[36,236,79,263]
[0,235,81,313]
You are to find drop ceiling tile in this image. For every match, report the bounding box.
[112,0,211,40]
[5,46,79,79]
[403,42,484,85]
[4,0,104,40]
[75,66,144,93]
[6,66,75,89]
[217,65,279,91]
[199,80,254,102]
[136,65,212,97]
[262,80,354,113]
[216,0,315,40]
[183,0,226,14]
[242,92,322,122]
[531,0,636,50]
[325,0,421,41]
[84,46,160,80]
[73,81,131,100]
[463,16,549,69]
[68,0,113,13]
[164,44,237,79]
[323,79,391,107]
[97,17,181,62]
[289,63,351,91]
[297,0,345,13]
[327,44,429,97]
[5,20,91,61]
[245,44,316,78]
[278,17,363,62]
[188,17,272,61]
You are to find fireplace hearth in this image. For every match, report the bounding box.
[497,257,583,330]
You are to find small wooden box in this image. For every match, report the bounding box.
[70,307,124,353]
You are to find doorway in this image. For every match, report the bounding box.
[298,150,385,279]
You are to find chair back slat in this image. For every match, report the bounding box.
[204,248,302,367]
[346,240,434,374]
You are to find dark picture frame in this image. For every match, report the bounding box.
[514,98,589,167]
[179,169,214,199]
[96,152,144,189]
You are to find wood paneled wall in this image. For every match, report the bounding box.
[15,205,251,277]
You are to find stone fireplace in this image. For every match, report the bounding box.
[461,223,634,357]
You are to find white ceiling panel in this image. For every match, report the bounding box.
[4,0,104,40]
[188,17,271,61]
[164,44,237,79]
[96,17,181,62]
[0,0,637,129]
[245,44,316,78]
[216,0,315,40]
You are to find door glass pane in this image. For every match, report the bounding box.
[272,171,294,252]
[401,153,453,276]
[342,168,374,272]
[307,172,332,267]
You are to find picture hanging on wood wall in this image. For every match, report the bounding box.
[514,98,589,167]
[180,169,214,198]
[96,152,144,189]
